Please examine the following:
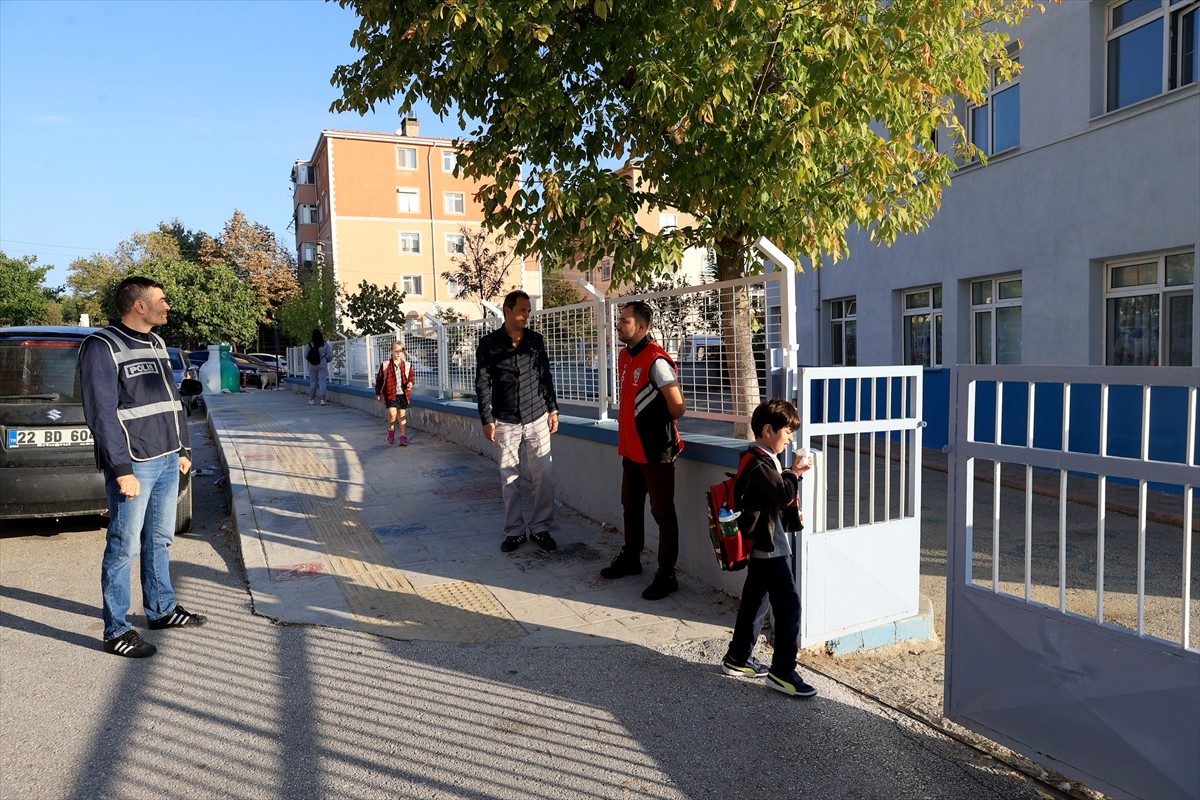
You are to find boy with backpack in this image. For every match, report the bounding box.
[721,398,817,698]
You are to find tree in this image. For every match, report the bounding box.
[444,227,521,306]
[67,252,124,325]
[97,260,263,349]
[540,255,587,309]
[0,252,57,325]
[342,280,407,336]
[202,210,299,322]
[278,268,340,343]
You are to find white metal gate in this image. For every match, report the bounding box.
[797,366,924,648]
[945,365,1199,800]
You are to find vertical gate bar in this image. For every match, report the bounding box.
[1059,382,1071,612]
[838,378,845,531]
[885,376,892,521]
[1097,383,1110,624]
[869,376,877,525]
[854,376,861,528]
[899,375,908,519]
[966,375,978,588]
[993,380,1004,590]
[1137,384,1151,636]
[912,368,923,529]
[1183,386,1197,647]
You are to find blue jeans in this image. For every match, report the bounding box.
[101,453,180,640]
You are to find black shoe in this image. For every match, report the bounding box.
[600,550,642,579]
[103,629,156,658]
[641,571,678,600]
[501,534,526,553]
[766,670,818,698]
[722,655,770,678]
[148,605,207,630]
[530,531,557,551]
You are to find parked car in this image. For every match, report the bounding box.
[0,326,192,531]
[247,353,287,377]
[167,347,193,389]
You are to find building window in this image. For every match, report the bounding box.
[299,243,317,270]
[444,192,465,214]
[442,150,457,172]
[1106,250,1194,365]
[903,286,943,368]
[298,204,318,225]
[600,257,613,282]
[402,275,424,295]
[398,232,422,254]
[970,276,1023,364]
[446,233,466,255]
[968,50,1020,157]
[293,163,314,184]
[1107,0,1199,111]
[397,188,420,214]
[396,147,418,170]
[659,213,678,231]
[830,297,857,366]
[445,275,464,297]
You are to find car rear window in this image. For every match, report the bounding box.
[0,339,83,402]
[168,350,185,371]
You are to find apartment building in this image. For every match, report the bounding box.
[792,0,1198,446]
[291,119,540,325]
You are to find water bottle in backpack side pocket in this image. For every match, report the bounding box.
[718,505,741,538]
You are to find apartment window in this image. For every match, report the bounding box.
[397,188,420,214]
[402,275,424,295]
[299,243,317,269]
[444,192,465,214]
[298,204,318,225]
[446,233,466,255]
[396,146,418,170]
[659,213,678,231]
[442,150,458,172]
[970,276,1023,364]
[600,257,613,282]
[445,275,464,297]
[1107,0,1199,111]
[1106,250,1194,365]
[830,298,858,366]
[903,286,943,368]
[969,51,1020,156]
[294,163,314,184]
[398,232,422,254]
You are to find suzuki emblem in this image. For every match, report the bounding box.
[47,409,62,421]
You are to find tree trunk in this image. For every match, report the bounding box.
[716,236,758,440]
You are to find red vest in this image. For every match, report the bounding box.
[617,338,683,464]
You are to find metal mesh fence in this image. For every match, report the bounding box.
[529,300,604,404]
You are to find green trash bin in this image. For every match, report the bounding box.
[218,345,240,393]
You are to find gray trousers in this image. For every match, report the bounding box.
[495,414,555,537]
[307,364,328,400]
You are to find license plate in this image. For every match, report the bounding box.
[6,426,94,448]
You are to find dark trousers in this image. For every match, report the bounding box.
[726,555,800,676]
[620,457,678,574]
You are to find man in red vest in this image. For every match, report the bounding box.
[601,301,687,599]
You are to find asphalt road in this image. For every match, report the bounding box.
[1,415,1055,800]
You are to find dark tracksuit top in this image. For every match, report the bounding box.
[79,323,191,477]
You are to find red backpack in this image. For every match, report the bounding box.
[705,450,757,571]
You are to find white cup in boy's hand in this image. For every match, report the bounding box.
[793,448,813,472]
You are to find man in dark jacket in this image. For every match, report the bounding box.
[475,290,560,553]
[80,277,206,659]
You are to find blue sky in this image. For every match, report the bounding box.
[0,0,464,289]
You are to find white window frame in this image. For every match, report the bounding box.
[830,297,857,366]
[441,150,458,173]
[402,275,424,296]
[902,286,943,368]
[396,146,418,170]
[396,188,420,214]
[445,233,466,255]
[1105,250,1195,366]
[444,192,465,214]
[970,275,1023,365]
[298,204,319,225]
[294,163,315,184]
[1106,0,1200,112]
[398,232,422,255]
[659,213,678,231]
[967,49,1021,158]
[299,242,317,269]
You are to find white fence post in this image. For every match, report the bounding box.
[424,313,448,398]
[578,279,609,422]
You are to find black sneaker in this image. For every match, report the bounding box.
[530,531,557,551]
[500,534,526,552]
[766,670,818,698]
[641,571,678,600]
[600,550,642,579]
[147,605,207,630]
[103,629,156,658]
[722,655,769,678]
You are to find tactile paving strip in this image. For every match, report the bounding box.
[235,404,524,642]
